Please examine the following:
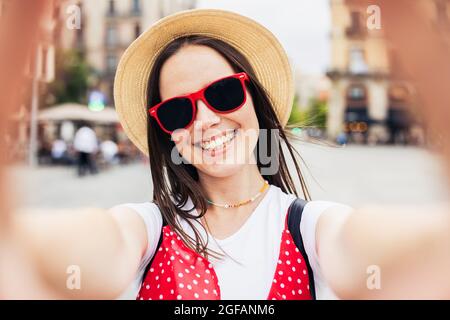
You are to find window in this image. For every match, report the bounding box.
[108,0,115,15]
[348,85,366,100]
[134,23,141,38]
[346,84,367,108]
[75,2,84,48]
[108,82,115,105]
[346,10,366,37]
[349,47,368,74]
[345,84,369,125]
[389,84,411,109]
[106,53,117,73]
[106,25,117,46]
[132,0,141,14]
[350,11,362,30]
[389,85,409,102]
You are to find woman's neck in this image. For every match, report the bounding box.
[198,163,266,209]
[197,164,269,240]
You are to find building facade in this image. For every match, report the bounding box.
[1,0,61,163]
[326,0,448,144]
[2,0,196,162]
[294,69,331,111]
[58,0,196,105]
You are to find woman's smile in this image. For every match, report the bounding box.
[195,129,238,158]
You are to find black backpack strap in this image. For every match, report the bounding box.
[142,218,166,282]
[287,198,316,300]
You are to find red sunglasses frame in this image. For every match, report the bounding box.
[148,72,249,134]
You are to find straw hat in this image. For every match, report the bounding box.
[114,9,294,156]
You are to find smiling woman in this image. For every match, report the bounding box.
[111,9,450,300]
[4,7,450,301]
[112,9,336,300]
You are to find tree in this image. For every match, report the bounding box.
[288,95,328,128]
[45,49,90,106]
[307,97,328,128]
[288,95,304,125]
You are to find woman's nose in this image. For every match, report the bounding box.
[195,99,220,130]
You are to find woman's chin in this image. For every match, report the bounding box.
[196,163,247,179]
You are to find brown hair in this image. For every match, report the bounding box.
[146,35,310,259]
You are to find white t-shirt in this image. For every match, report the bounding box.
[73,126,98,154]
[117,185,353,300]
[100,140,118,161]
[51,139,67,158]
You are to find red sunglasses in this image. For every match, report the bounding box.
[148,72,249,134]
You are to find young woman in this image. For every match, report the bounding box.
[9,9,450,300]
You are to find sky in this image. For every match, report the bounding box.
[196,0,331,75]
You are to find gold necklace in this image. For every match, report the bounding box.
[206,180,269,209]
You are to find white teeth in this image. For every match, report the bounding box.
[200,130,236,151]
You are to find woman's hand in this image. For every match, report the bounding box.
[313,0,450,299]
[9,206,148,299]
[0,0,55,299]
[317,204,450,299]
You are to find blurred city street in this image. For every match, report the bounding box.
[2,0,450,303]
[4,0,445,213]
[10,144,449,211]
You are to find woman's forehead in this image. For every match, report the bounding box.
[159,45,235,99]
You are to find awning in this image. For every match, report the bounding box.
[38,103,119,124]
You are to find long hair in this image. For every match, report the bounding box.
[146,35,311,259]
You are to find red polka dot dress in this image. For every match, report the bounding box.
[137,210,312,300]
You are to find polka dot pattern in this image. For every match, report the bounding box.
[137,226,221,300]
[137,213,312,300]
[266,223,312,300]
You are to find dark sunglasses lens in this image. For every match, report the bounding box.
[156,98,193,132]
[204,77,245,112]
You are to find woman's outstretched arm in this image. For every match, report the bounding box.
[317,205,450,299]
[315,0,450,300]
[12,205,148,299]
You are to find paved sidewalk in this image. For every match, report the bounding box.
[8,144,449,210]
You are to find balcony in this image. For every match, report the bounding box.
[346,11,367,39]
[105,2,141,19]
[345,24,367,38]
[326,68,389,81]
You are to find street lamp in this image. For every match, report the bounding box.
[28,43,55,167]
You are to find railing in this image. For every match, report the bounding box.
[106,9,142,19]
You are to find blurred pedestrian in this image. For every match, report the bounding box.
[37,139,52,165]
[100,139,119,165]
[51,139,67,165]
[336,132,348,146]
[73,121,99,177]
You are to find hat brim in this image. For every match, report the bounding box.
[114,9,294,156]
